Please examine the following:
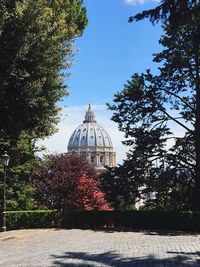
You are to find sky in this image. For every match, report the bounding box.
[66,0,163,106]
[40,0,166,164]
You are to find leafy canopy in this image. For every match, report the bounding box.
[108,0,200,210]
[32,153,112,211]
[0,0,87,141]
[0,0,87,210]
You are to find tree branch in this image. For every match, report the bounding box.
[159,106,193,134]
[159,87,195,112]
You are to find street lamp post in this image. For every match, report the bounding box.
[1,151,10,232]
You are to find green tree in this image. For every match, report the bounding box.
[99,166,137,210]
[108,74,195,209]
[0,0,87,142]
[129,0,198,26]
[109,1,200,209]
[0,132,43,210]
[0,0,87,209]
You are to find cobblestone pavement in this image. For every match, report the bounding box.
[0,229,200,267]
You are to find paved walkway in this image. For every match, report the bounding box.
[0,229,200,266]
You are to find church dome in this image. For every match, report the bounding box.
[67,105,116,171]
[68,105,113,150]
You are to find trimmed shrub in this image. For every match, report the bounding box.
[61,211,113,229]
[5,210,200,232]
[61,210,200,231]
[6,210,60,230]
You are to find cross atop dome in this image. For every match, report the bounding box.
[83,104,97,123]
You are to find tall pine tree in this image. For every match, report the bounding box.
[109,0,200,210]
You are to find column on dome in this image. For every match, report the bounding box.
[105,154,107,166]
[113,152,116,167]
[109,153,115,167]
[105,153,109,166]
[102,153,105,166]
[98,153,100,166]
[96,153,100,166]
[109,153,112,167]
[103,153,106,166]
[95,153,97,166]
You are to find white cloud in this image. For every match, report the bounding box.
[124,0,160,5]
[125,0,145,4]
[37,104,129,165]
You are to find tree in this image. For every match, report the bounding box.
[0,0,87,209]
[32,153,112,211]
[0,132,42,210]
[99,166,138,210]
[0,0,87,143]
[129,0,199,26]
[108,1,200,209]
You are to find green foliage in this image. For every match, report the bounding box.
[0,0,87,141]
[6,210,59,230]
[6,185,36,210]
[129,0,199,26]
[0,1,87,210]
[108,1,200,210]
[99,167,137,210]
[0,133,42,210]
[6,210,200,232]
[60,210,200,231]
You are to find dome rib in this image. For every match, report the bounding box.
[93,122,97,148]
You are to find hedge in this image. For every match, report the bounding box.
[6,210,59,230]
[4,210,200,231]
[61,210,200,231]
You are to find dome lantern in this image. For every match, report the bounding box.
[83,104,96,123]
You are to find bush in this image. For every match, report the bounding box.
[6,210,60,230]
[5,210,200,232]
[61,211,113,228]
[61,210,200,231]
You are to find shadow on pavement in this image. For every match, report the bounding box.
[143,230,199,236]
[63,227,200,236]
[52,251,200,266]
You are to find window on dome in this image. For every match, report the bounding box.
[100,155,104,165]
[91,156,95,163]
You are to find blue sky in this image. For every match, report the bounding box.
[63,0,163,106]
[41,0,173,164]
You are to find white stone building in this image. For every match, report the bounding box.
[67,105,116,172]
